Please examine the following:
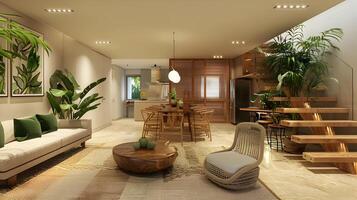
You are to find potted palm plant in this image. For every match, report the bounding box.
[261,25,343,153]
[47,70,106,120]
[263,25,342,97]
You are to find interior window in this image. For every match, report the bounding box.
[201,76,220,99]
[126,76,141,99]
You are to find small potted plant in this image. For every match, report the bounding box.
[169,88,177,107]
[133,137,156,150]
[251,90,280,110]
[177,99,184,109]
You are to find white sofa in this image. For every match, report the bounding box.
[0,119,92,186]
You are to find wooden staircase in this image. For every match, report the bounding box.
[276,107,349,114]
[275,97,357,174]
[280,120,357,127]
[292,135,357,144]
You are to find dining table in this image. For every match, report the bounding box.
[157,104,194,140]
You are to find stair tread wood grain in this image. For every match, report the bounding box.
[292,135,357,144]
[269,96,337,102]
[303,152,357,163]
[275,107,349,114]
[280,120,357,127]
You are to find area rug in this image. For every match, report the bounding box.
[0,119,279,200]
[163,144,225,181]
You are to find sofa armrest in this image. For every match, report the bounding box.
[58,119,92,133]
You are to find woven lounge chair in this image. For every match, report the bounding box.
[204,122,265,190]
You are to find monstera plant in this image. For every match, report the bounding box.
[262,25,342,97]
[47,70,106,119]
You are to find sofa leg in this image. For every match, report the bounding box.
[81,142,86,148]
[7,175,17,187]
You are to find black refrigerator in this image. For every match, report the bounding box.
[230,78,251,124]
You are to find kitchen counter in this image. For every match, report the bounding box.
[133,99,168,121]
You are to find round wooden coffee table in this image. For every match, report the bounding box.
[112,141,178,173]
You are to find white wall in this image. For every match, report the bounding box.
[111,65,125,120]
[0,2,115,131]
[62,36,112,130]
[302,0,357,119]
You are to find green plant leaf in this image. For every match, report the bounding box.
[13,75,25,90]
[64,70,80,90]
[80,77,106,99]
[49,88,67,97]
[50,70,74,91]
[78,93,103,109]
[47,91,63,118]
[60,104,73,110]
[73,103,100,119]
[29,72,41,86]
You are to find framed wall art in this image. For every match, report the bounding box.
[10,26,44,97]
[0,23,8,97]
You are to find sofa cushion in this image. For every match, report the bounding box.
[0,122,4,148]
[0,136,62,172]
[14,117,42,142]
[42,128,89,147]
[2,120,15,144]
[36,113,58,134]
[206,151,257,176]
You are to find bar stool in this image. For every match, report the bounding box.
[268,124,286,151]
[257,120,273,145]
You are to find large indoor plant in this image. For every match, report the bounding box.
[263,25,342,97]
[47,69,106,119]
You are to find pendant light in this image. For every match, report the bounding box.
[168,32,181,83]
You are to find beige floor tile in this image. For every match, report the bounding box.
[4,118,356,200]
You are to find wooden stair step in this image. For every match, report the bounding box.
[292,135,357,144]
[303,152,357,163]
[275,107,349,114]
[269,96,337,102]
[280,120,357,127]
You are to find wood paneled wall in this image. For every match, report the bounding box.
[169,59,232,122]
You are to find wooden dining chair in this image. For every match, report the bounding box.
[191,108,214,142]
[160,111,185,145]
[141,108,161,138]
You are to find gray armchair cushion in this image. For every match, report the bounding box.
[206,151,257,176]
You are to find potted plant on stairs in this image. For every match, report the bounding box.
[261,25,343,152]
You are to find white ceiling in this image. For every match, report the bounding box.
[0,0,343,59]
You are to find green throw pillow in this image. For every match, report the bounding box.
[36,113,58,134]
[14,116,42,142]
[0,122,4,148]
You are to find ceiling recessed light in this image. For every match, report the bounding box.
[274,4,309,9]
[95,41,111,45]
[231,41,246,45]
[213,55,223,59]
[45,8,74,13]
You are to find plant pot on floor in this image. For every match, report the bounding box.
[283,137,306,154]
